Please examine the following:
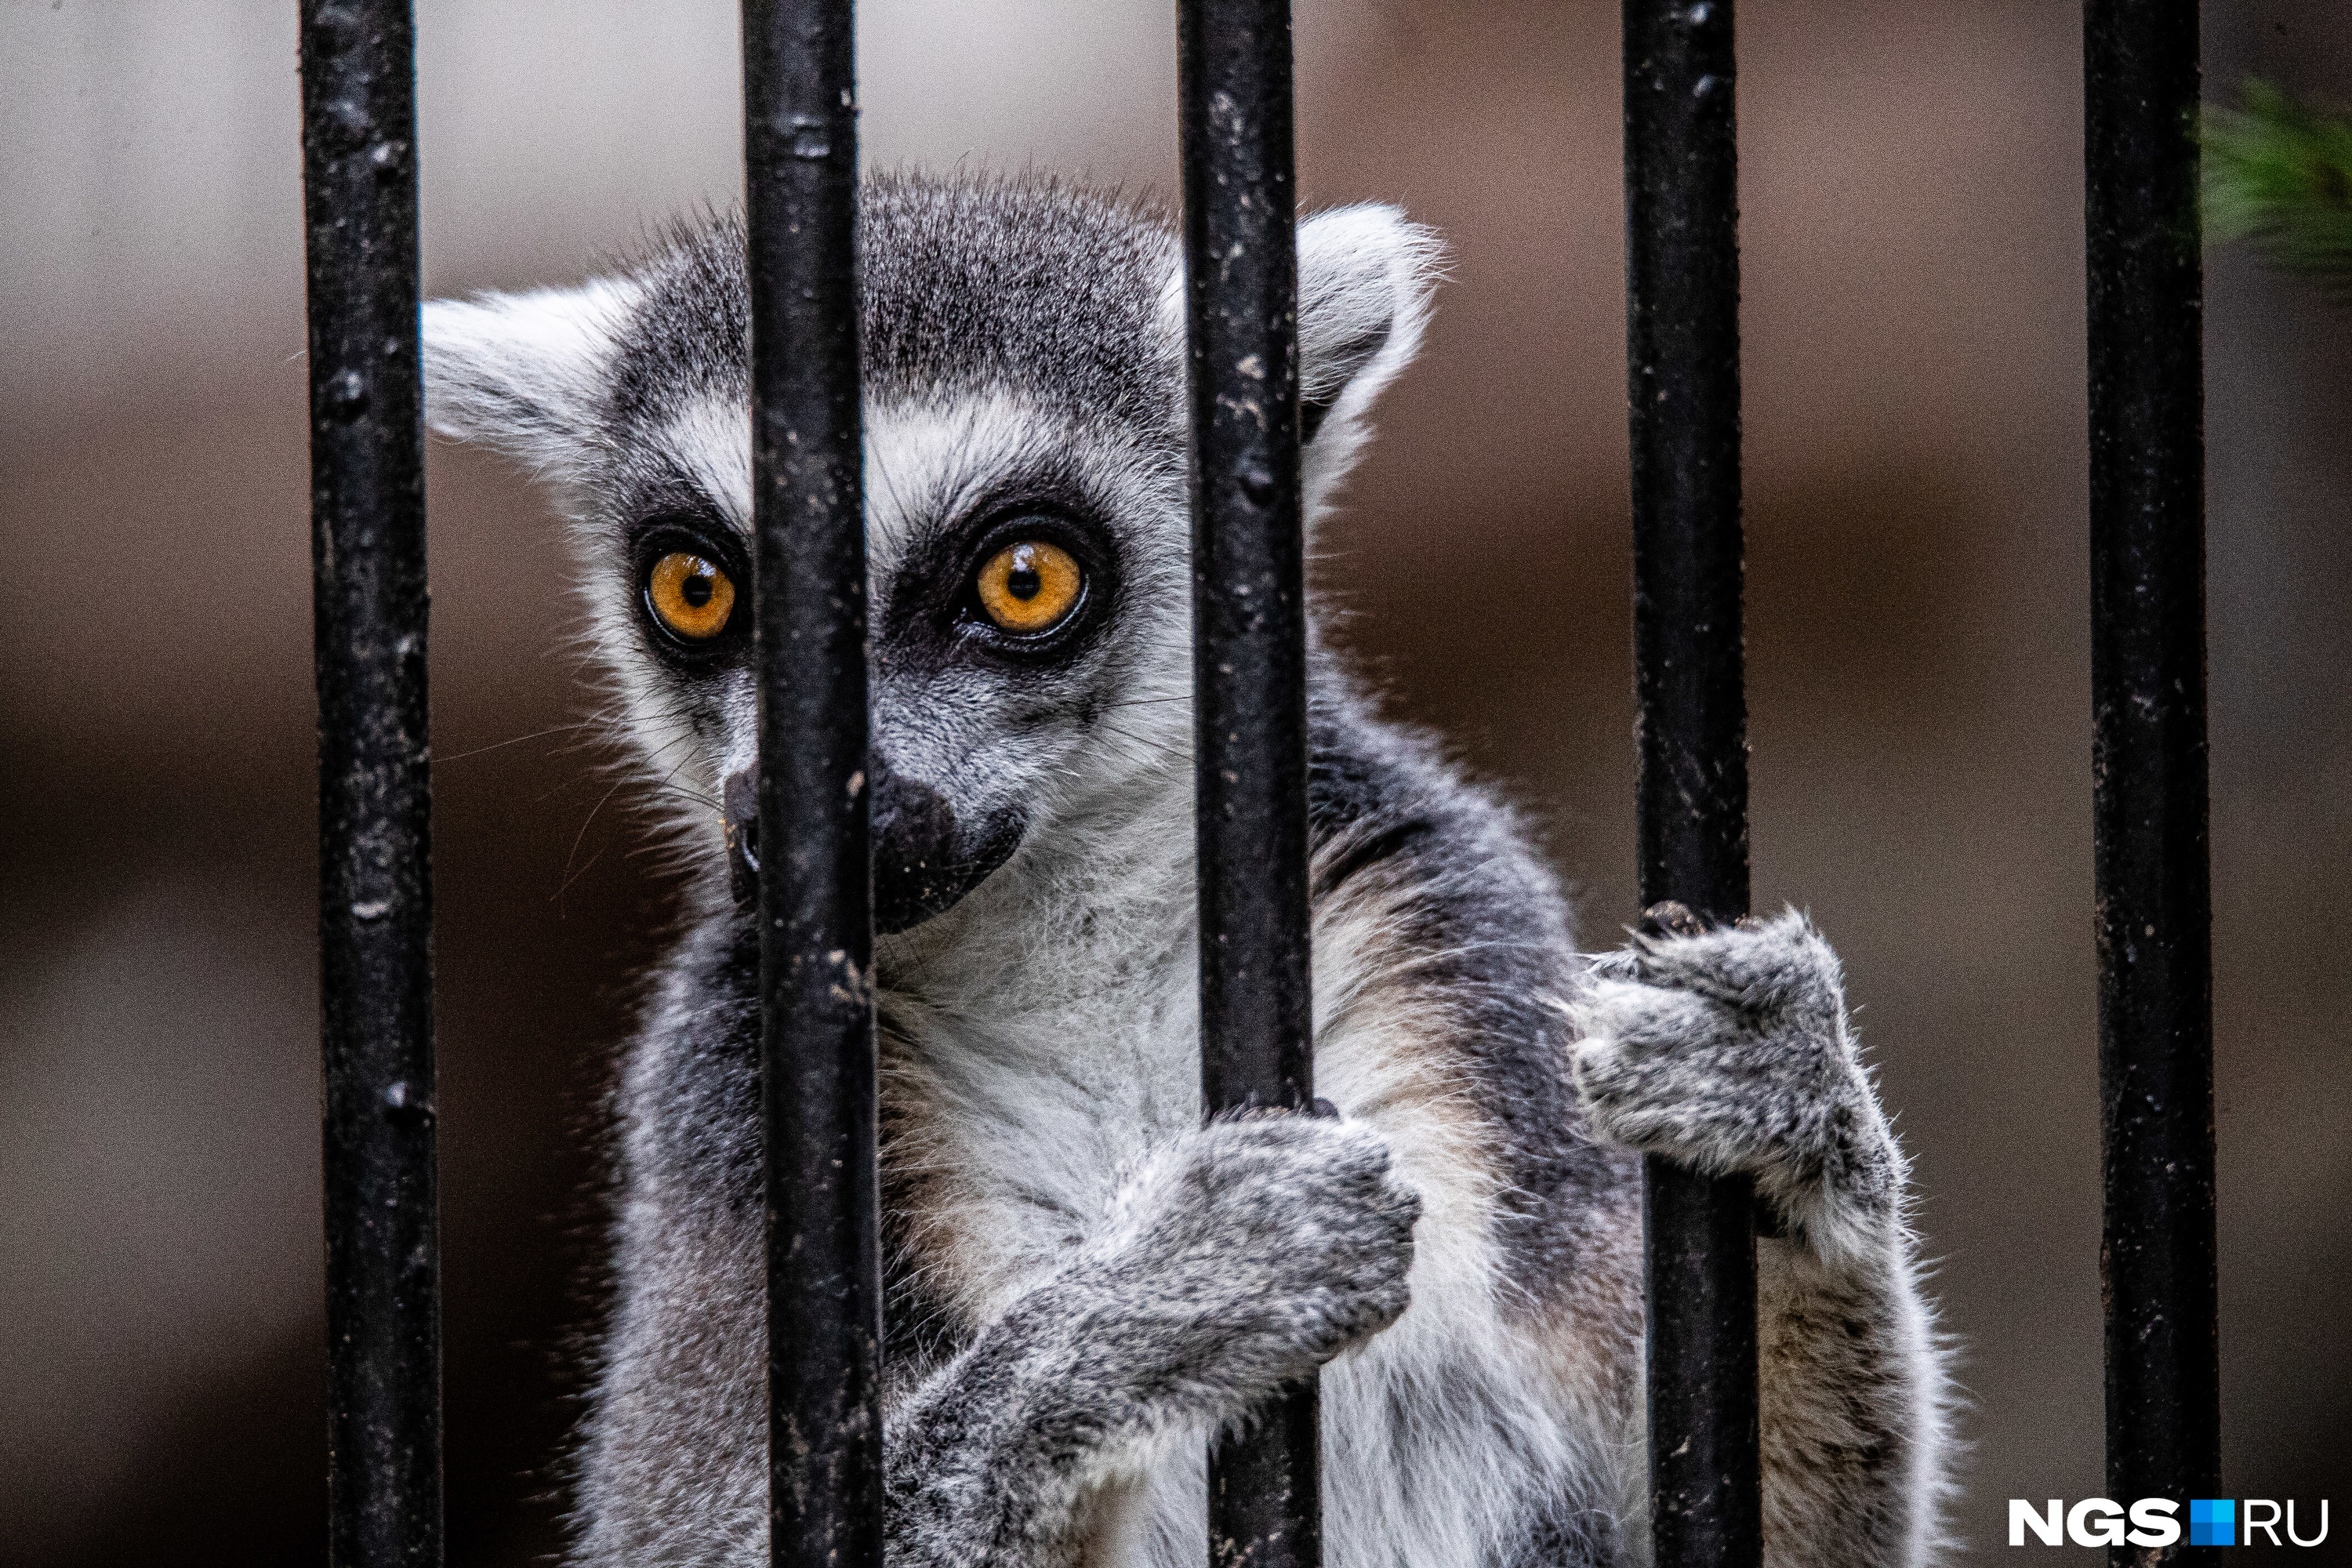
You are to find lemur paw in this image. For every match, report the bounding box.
[1570,906,1900,1263]
[1080,1113,1420,1407]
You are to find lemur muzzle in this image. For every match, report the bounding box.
[722,760,1024,934]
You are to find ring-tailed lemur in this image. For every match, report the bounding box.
[422,173,1950,1568]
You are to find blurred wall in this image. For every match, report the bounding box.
[3,2,2347,1564]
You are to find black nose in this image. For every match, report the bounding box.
[720,760,1024,933]
[869,764,969,935]
[722,766,760,906]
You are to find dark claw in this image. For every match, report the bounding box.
[1639,900,1711,941]
[1309,1097,1342,1120]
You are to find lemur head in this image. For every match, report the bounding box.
[424,175,1436,935]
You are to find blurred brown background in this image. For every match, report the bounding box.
[3,2,2347,1563]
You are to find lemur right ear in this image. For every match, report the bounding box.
[421,279,641,476]
[1294,205,1443,501]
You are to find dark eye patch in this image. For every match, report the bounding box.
[626,504,751,664]
[873,461,1123,670]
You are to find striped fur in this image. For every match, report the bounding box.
[422,173,1950,1568]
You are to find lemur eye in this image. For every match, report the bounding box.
[975,540,1083,634]
[646,551,737,642]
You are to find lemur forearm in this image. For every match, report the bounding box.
[1757,1230,1939,1568]
[884,1288,1106,1568]
[884,1115,1420,1568]
[1573,909,1948,1568]
[1748,993,1942,1568]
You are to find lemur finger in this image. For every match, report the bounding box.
[1573,994,1902,1258]
[1571,976,1730,1058]
[1571,1029,1780,1150]
[1574,973,1846,1121]
[1627,906,1846,1028]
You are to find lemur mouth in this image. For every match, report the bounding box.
[722,762,1024,934]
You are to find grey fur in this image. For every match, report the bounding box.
[422,172,1951,1568]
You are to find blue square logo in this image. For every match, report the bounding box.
[2190,1498,2236,1548]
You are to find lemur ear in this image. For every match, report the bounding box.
[420,279,641,476]
[1295,205,1441,466]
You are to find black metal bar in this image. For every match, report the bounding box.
[2084,4,2218,1561]
[1623,3,1762,1566]
[741,4,884,1567]
[1178,1,1317,1564]
[299,5,441,1568]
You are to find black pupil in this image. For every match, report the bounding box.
[1007,564,1042,601]
[680,564,714,608]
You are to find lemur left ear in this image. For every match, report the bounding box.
[1295,205,1442,477]
[420,278,642,478]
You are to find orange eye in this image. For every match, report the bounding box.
[646,550,737,641]
[975,540,1083,634]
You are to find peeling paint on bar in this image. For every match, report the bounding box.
[2084,3,2220,1563]
[1623,2,1762,1566]
[299,2,444,1566]
[1179,0,1319,1564]
[740,3,884,1567]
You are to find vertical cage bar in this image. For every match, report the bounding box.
[1623,3,1762,1567]
[299,4,442,1568]
[2084,3,2218,1559]
[741,3,884,1566]
[1178,0,1318,1564]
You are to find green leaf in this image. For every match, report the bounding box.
[2204,78,2352,292]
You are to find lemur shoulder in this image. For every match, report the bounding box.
[423,172,1951,1568]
